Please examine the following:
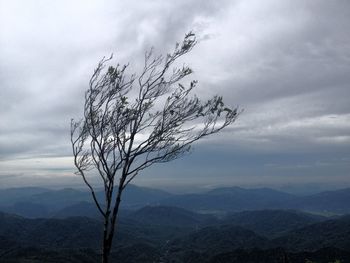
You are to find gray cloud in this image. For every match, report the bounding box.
[0,0,349,189]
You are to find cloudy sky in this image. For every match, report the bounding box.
[0,0,349,193]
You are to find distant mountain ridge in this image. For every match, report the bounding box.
[286,188,350,214]
[126,205,217,227]
[1,186,350,218]
[160,186,295,212]
[159,187,350,215]
[0,185,173,218]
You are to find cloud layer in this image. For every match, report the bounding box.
[0,0,349,191]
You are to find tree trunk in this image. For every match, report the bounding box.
[102,246,110,263]
[102,215,111,263]
[102,235,113,263]
[101,188,123,263]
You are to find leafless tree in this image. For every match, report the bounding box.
[71,32,239,263]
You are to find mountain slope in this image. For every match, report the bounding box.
[224,209,325,238]
[127,206,217,227]
[0,212,147,249]
[121,185,172,208]
[0,187,49,206]
[209,247,350,263]
[160,187,295,212]
[288,188,350,214]
[166,225,269,262]
[2,186,350,217]
[53,202,100,219]
[0,185,173,218]
[273,215,350,251]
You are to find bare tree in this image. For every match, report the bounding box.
[70,32,239,263]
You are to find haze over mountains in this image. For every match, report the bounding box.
[0,185,350,262]
[1,185,349,218]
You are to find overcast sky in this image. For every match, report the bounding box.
[0,0,349,193]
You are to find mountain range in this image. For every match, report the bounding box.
[1,185,350,218]
[1,185,350,262]
[0,207,349,262]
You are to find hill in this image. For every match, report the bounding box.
[209,247,350,263]
[53,202,101,219]
[126,205,217,227]
[0,185,173,218]
[160,187,350,215]
[1,209,350,262]
[273,215,350,252]
[223,209,325,238]
[0,187,49,206]
[288,188,350,214]
[0,212,147,250]
[2,186,350,217]
[166,225,269,262]
[160,187,296,212]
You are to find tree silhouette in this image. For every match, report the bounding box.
[71,32,239,263]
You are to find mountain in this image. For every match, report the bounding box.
[166,225,269,262]
[209,247,350,263]
[120,185,173,208]
[273,215,350,252]
[53,202,101,219]
[126,205,217,227]
[0,188,91,216]
[1,209,349,262]
[0,212,147,250]
[111,243,160,263]
[0,212,31,241]
[0,247,99,263]
[0,185,173,218]
[1,202,49,218]
[160,187,350,215]
[288,188,350,214]
[21,217,103,249]
[173,225,269,251]
[160,187,296,212]
[25,188,91,211]
[0,212,102,249]
[0,187,50,206]
[208,247,289,263]
[223,209,325,238]
[2,186,350,218]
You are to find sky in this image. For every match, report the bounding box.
[0,0,349,193]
